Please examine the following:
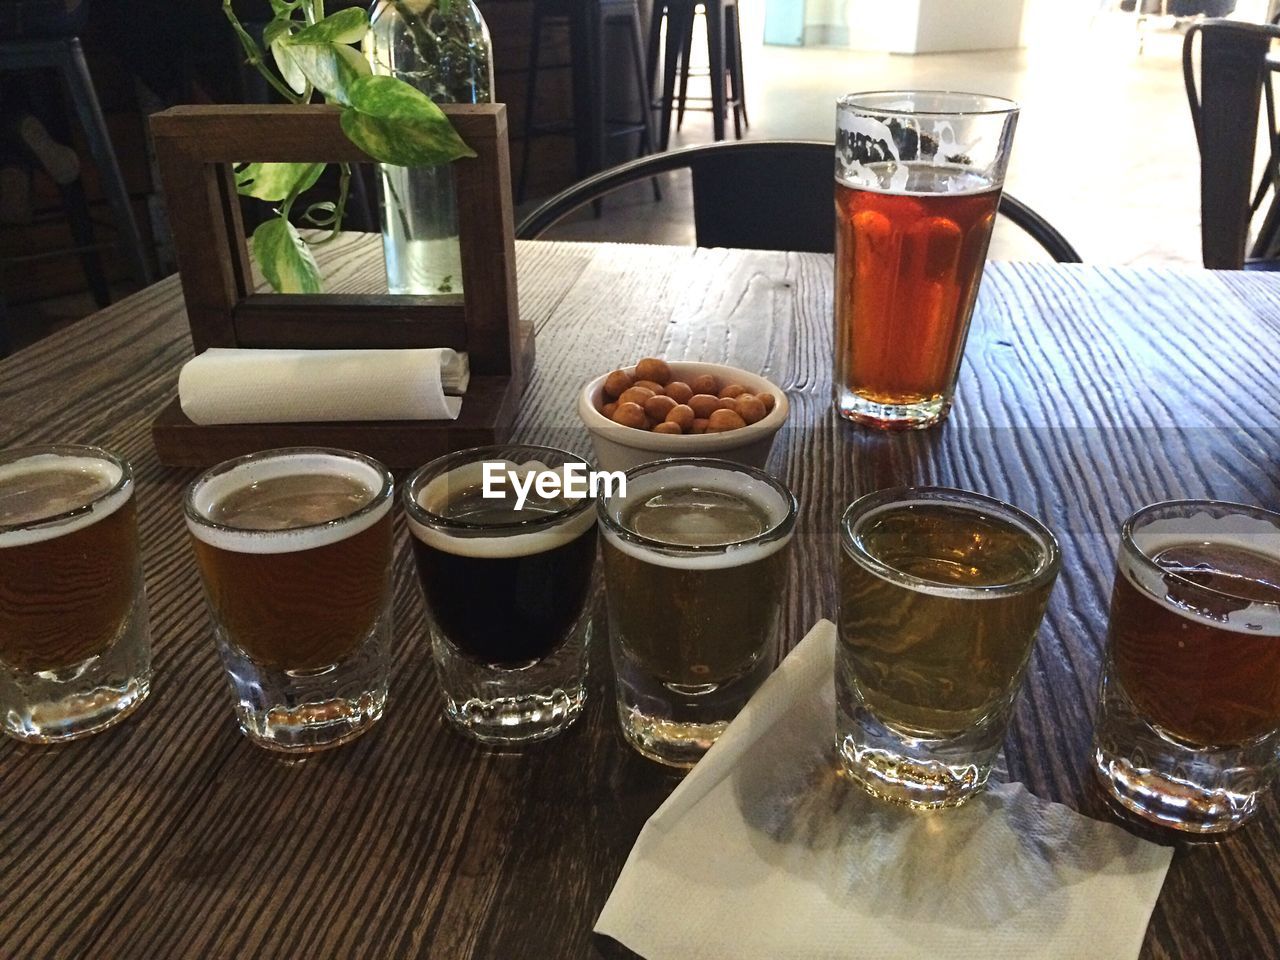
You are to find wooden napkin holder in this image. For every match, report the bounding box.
[148,103,532,469]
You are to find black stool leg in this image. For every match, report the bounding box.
[646,1,664,117]
[60,177,111,307]
[677,4,695,132]
[660,2,692,149]
[516,2,544,204]
[704,0,727,141]
[731,1,748,130]
[60,38,153,287]
[626,1,662,200]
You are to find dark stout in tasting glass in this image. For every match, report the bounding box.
[1093,499,1280,834]
[0,445,152,742]
[404,445,598,744]
[185,447,394,753]
[838,487,1060,809]
[599,458,796,768]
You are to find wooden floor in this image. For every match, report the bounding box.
[541,13,1209,267]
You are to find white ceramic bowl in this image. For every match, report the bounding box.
[578,361,789,473]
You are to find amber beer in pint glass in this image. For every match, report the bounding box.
[834,92,1018,429]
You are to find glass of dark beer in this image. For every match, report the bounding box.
[1092,500,1280,834]
[599,458,797,768]
[838,488,1059,808]
[834,91,1019,430]
[185,447,394,753]
[404,445,599,744]
[0,444,152,742]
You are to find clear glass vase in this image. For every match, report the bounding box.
[365,0,494,296]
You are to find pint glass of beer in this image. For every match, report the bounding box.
[185,448,394,753]
[0,445,152,742]
[600,458,797,767]
[834,91,1019,429]
[404,445,599,744]
[837,488,1059,808]
[1092,500,1280,834]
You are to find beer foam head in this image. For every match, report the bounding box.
[186,450,391,555]
[0,452,129,548]
[407,460,596,559]
[600,462,794,571]
[1123,508,1280,636]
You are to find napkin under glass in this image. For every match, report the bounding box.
[596,620,1173,960]
[178,347,469,424]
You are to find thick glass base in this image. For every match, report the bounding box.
[836,387,950,431]
[1,600,152,744]
[836,701,999,810]
[218,604,390,754]
[432,614,590,745]
[1092,670,1277,834]
[612,640,770,768]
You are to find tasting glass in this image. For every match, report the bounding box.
[837,487,1060,809]
[599,458,797,768]
[0,444,152,742]
[834,91,1019,430]
[404,445,598,744]
[185,447,394,753]
[1093,500,1280,834]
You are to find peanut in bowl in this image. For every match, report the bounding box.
[577,360,790,473]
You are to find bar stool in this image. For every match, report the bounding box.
[0,36,154,295]
[517,0,661,205]
[647,0,748,147]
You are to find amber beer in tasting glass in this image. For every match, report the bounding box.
[185,447,394,752]
[1093,500,1280,834]
[404,445,598,744]
[0,445,152,742]
[837,488,1060,808]
[599,458,797,768]
[834,91,1018,429]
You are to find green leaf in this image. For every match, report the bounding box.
[339,75,476,167]
[252,217,322,293]
[234,161,324,201]
[289,7,370,45]
[285,42,369,105]
[264,21,308,94]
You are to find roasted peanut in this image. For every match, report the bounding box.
[617,385,656,407]
[690,418,710,434]
[736,394,766,424]
[759,392,776,413]
[688,393,721,419]
[644,395,678,420]
[664,381,693,404]
[635,357,672,385]
[602,401,618,418]
[665,403,695,430]
[707,408,747,432]
[611,402,647,428]
[690,373,719,395]
[633,379,665,394]
[652,421,683,435]
[718,383,747,399]
[603,369,634,399]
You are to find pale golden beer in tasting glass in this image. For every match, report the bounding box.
[185,447,394,753]
[837,487,1059,808]
[0,444,152,742]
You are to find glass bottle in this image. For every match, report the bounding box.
[365,0,494,295]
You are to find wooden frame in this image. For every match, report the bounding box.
[148,103,532,468]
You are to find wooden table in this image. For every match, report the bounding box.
[2,238,1278,959]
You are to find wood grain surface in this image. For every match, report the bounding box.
[1,237,1278,959]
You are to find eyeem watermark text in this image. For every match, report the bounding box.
[482,461,625,510]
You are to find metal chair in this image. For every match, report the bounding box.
[516,140,1083,263]
[1183,18,1280,268]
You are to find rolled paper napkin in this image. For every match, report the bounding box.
[596,621,1174,960]
[178,348,469,424]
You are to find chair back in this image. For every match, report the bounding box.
[1183,18,1280,268]
[518,140,1082,261]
